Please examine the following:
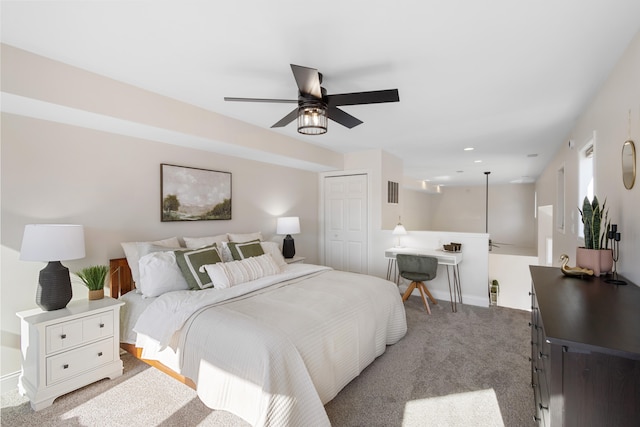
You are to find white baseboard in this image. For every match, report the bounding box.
[458,294,490,307]
[409,288,489,308]
[1,371,20,395]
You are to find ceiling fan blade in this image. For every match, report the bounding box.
[327,106,363,129]
[327,89,399,106]
[290,64,322,98]
[271,108,299,128]
[224,97,297,103]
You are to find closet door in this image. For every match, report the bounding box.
[324,174,368,273]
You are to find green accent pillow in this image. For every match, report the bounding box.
[175,244,223,290]
[227,240,265,260]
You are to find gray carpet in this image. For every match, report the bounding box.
[2,297,534,426]
[325,297,535,426]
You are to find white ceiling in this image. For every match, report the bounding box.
[2,1,639,186]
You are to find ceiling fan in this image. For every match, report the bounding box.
[224,64,400,135]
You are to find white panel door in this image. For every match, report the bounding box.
[324,174,368,273]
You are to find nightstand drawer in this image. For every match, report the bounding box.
[82,311,114,342]
[46,338,115,385]
[46,320,83,353]
[46,311,114,354]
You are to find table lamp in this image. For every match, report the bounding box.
[276,217,300,259]
[20,224,86,311]
[392,218,407,248]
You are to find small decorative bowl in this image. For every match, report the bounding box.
[443,243,462,252]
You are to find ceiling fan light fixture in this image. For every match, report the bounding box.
[297,102,327,135]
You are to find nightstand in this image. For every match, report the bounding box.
[285,256,306,264]
[17,297,124,411]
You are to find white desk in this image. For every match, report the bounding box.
[385,247,463,312]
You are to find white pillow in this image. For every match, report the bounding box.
[217,241,234,263]
[121,237,181,284]
[138,242,178,258]
[203,263,232,289]
[260,241,287,268]
[227,232,263,242]
[137,251,190,298]
[201,254,281,289]
[183,234,228,249]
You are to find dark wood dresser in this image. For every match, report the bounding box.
[529,266,640,426]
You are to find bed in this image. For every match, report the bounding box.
[109,237,407,427]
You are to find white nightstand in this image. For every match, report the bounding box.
[17,297,124,411]
[285,256,306,264]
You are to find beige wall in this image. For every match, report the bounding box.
[1,44,343,173]
[536,30,640,283]
[380,150,403,230]
[343,149,381,232]
[0,44,344,380]
[341,149,404,231]
[402,184,536,249]
[400,189,434,230]
[341,149,405,231]
[2,27,638,384]
[1,113,321,377]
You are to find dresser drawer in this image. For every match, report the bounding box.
[537,359,550,414]
[46,337,115,385]
[533,376,548,426]
[46,311,114,354]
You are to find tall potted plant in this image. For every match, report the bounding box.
[76,265,108,300]
[576,196,613,276]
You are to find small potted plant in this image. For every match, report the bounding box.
[76,265,108,300]
[489,279,499,305]
[576,196,613,276]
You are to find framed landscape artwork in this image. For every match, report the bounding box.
[161,163,232,221]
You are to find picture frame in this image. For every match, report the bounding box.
[161,163,231,221]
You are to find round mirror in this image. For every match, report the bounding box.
[622,140,636,189]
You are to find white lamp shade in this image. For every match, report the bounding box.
[392,223,407,235]
[20,224,86,262]
[276,217,300,235]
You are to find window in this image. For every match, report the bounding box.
[578,135,595,238]
[556,165,565,233]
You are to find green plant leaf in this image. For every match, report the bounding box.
[582,197,593,249]
[592,197,600,249]
[76,265,108,290]
[579,195,610,250]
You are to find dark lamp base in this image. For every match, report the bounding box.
[36,261,73,311]
[282,235,296,259]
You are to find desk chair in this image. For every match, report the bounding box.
[396,254,438,314]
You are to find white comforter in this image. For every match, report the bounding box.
[133,264,407,427]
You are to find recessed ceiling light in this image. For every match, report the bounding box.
[464,147,474,151]
[474,160,482,163]
[510,176,535,184]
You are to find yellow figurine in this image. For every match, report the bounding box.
[559,254,594,277]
